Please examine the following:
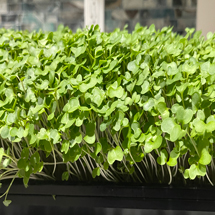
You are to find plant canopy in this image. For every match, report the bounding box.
[0,24,215,205]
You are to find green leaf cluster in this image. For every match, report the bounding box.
[1,24,215,205]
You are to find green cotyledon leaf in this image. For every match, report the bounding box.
[79,76,98,93]
[84,122,96,144]
[0,126,9,139]
[161,118,183,142]
[62,171,69,181]
[91,87,105,106]
[187,163,206,180]
[94,142,102,156]
[161,117,175,133]
[61,140,70,154]
[92,167,100,178]
[193,119,206,133]
[167,62,178,76]
[144,135,162,153]
[141,81,150,94]
[143,98,154,111]
[189,164,199,180]
[157,149,168,165]
[63,98,80,113]
[3,200,12,207]
[71,45,87,58]
[206,121,215,133]
[167,148,180,167]
[156,102,167,114]
[199,148,212,165]
[102,60,118,74]
[192,92,201,111]
[107,146,124,165]
[127,60,139,74]
[175,106,193,124]
[107,85,124,99]
[50,129,61,144]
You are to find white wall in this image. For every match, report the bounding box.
[196,0,215,37]
[84,0,105,32]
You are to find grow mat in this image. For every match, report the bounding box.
[1,24,215,207]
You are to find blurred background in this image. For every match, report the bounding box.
[0,0,197,34]
[0,0,213,36]
[0,0,84,32]
[104,0,196,34]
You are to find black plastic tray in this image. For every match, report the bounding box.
[0,183,215,212]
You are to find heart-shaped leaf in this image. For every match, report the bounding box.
[84,122,96,144]
[92,167,100,178]
[107,146,124,165]
[199,148,212,165]
[3,200,12,207]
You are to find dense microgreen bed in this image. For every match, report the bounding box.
[1,24,215,205]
